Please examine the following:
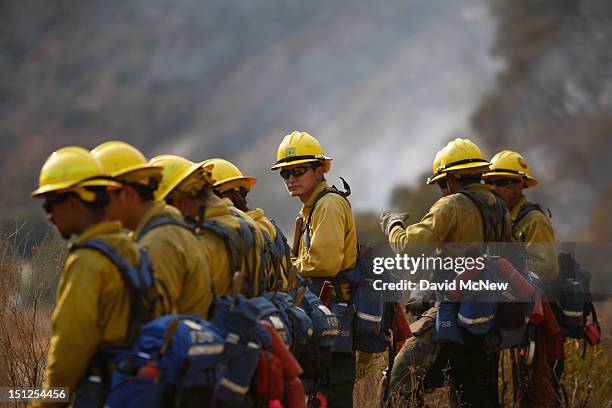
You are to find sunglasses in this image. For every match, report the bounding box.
[487,179,521,187]
[437,179,448,189]
[42,194,71,213]
[280,166,315,180]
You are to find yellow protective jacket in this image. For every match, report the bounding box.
[198,199,266,297]
[39,222,139,406]
[247,208,289,289]
[294,181,358,278]
[132,200,213,317]
[389,183,512,255]
[511,196,559,284]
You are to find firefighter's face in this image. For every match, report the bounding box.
[281,163,324,197]
[490,178,524,210]
[43,193,83,239]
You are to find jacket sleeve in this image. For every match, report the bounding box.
[521,211,559,284]
[44,253,103,396]
[389,196,456,254]
[295,196,349,278]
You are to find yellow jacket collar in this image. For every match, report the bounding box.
[72,221,123,245]
[247,208,265,220]
[510,195,528,221]
[132,200,167,238]
[202,198,232,219]
[300,181,329,217]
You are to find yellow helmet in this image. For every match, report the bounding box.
[203,158,257,193]
[437,138,490,175]
[31,146,121,200]
[483,150,538,187]
[426,148,447,185]
[270,131,332,172]
[149,155,213,200]
[91,141,162,185]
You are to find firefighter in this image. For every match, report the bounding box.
[380,138,512,407]
[483,150,558,284]
[484,150,562,407]
[31,147,152,407]
[204,157,291,289]
[150,154,268,297]
[91,141,214,317]
[271,131,358,408]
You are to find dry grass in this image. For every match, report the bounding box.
[0,229,62,407]
[354,328,612,407]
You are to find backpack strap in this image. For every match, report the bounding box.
[136,214,194,241]
[303,177,351,250]
[195,210,262,295]
[457,189,510,242]
[71,239,158,346]
[197,218,243,281]
[514,201,551,228]
[271,219,292,283]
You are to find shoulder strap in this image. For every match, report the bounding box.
[267,219,292,288]
[514,201,550,228]
[303,177,351,250]
[198,218,242,280]
[271,218,292,263]
[197,211,262,295]
[72,239,154,290]
[136,214,194,241]
[457,189,509,242]
[71,239,158,346]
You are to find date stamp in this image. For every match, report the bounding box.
[0,387,69,403]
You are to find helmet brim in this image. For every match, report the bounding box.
[155,161,211,200]
[111,164,163,181]
[214,176,257,193]
[31,178,122,197]
[426,173,446,185]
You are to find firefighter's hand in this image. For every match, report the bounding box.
[379,210,410,236]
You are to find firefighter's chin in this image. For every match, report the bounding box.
[286,184,302,197]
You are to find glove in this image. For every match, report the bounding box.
[379,210,410,236]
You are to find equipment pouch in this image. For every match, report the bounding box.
[457,301,496,336]
[351,279,383,334]
[330,301,354,353]
[558,279,585,328]
[433,302,463,344]
[215,333,261,407]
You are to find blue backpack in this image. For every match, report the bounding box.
[301,179,387,353]
[264,290,313,358]
[104,315,225,408]
[247,295,293,347]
